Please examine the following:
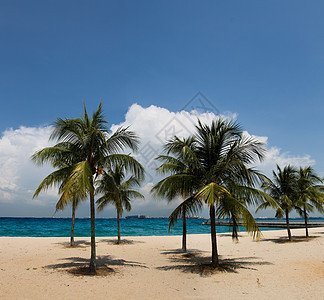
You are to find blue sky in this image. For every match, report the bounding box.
[0,1,323,217]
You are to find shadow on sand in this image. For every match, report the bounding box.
[259,235,320,244]
[157,249,272,276]
[54,239,91,248]
[44,255,148,276]
[99,238,144,245]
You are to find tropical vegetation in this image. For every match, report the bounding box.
[295,166,324,237]
[96,165,144,244]
[30,101,324,270]
[32,102,144,272]
[258,165,299,241]
[258,165,324,240]
[153,119,276,266]
[152,137,203,251]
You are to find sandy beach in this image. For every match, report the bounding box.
[0,228,324,299]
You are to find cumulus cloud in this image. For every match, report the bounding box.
[242,132,315,177]
[0,103,317,217]
[111,103,237,182]
[0,126,55,202]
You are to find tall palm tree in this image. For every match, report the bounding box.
[96,165,144,244]
[155,119,275,266]
[192,119,274,266]
[258,165,297,241]
[152,137,203,251]
[295,166,324,237]
[32,102,143,272]
[48,146,86,247]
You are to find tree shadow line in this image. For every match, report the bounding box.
[157,249,273,276]
[55,238,144,248]
[259,235,320,244]
[44,255,148,276]
[99,238,144,245]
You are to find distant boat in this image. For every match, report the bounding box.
[125,215,147,219]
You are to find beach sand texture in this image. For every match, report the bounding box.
[0,228,324,299]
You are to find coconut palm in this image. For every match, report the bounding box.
[258,165,297,241]
[46,146,86,247]
[152,137,203,251]
[191,119,276,266]
[32,102,144,272]
[55,194,83,247]
[155,119,274,266]
[96,165,144,244]
[295,166,324,237]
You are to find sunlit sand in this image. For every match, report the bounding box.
[1,227,323,299]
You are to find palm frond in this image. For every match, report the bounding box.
[195,182,230,206]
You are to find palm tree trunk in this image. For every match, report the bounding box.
[285,208,292,241]
[210,204,219,266]
[70,200,76,247]
[117,211,121,244]
[182,208,187,252]
[89,184,96,273]
[303,206,309,238]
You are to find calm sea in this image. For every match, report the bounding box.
[1,217,322,237]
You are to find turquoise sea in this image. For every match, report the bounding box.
[1,217,322,237]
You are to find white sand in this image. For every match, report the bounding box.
[0,228,324,299]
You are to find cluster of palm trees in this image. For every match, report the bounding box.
[257,165,324,241]
[32,102,324,272]
[32,102,144,272]
[152,119,279,266]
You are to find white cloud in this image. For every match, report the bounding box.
[259,146,314,176]
[0,103,317,217]
[242,131,315,177]
[0,126,56,204]
[111,103,236,146]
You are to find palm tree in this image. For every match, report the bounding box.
[155,119,274,266]
[56,194,83,247]
[152,137,203,251]
[192,119,274,266]
[258,165,297,241]
[32,102,143,272]
[96,165,144,244]
[295,166,324,237]
[167,196,203,251]
[48,146,86,247]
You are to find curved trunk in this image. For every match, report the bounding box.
[210,204,219,266]
[303,206,309,238]
[117,211,121,244]
[70,200,76,247]
[182,208,187,252]
[285,208,292,241]
[89,182,96,273]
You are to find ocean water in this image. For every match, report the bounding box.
[1,217,322,237]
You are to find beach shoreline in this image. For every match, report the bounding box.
[1,228,324,299]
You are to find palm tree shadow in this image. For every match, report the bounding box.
[216,233,242,238]
[100,238,144,245]
[260,235,320,244]
[54,240,91,248]
[158,250,273,276]
[44,255,148,276]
